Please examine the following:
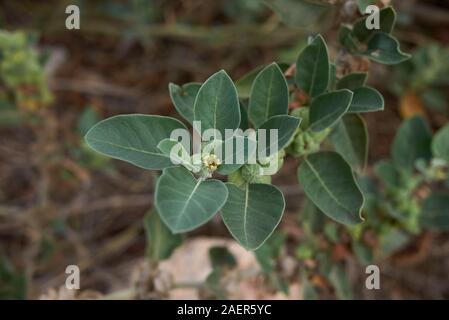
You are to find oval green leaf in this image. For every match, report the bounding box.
[298,151,364,225]
[295,35,330,98]
[85,114,188,170]
[155,166,228,233]
[265,0,333,28]
[249,63,289,128]
[258,115,301,157]
[329,114,368,172]
[336,72,367,90]
[193,70,240,137]
[353,6,396,42]
[309,89,353,132]
[348,86,384,113]
[432,124,449,162]
[144,210,182,261]
[420,193,449,230]
[392,116,432,171]
[169,82,201,124]
[221,183,285,250]
[361,32,411,65]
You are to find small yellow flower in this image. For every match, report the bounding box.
[202,154,221,171]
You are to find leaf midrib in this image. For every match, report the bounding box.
[88,137,166,157]
[304,157,354,216]
[264,67,275,124]
[309,41,322,97]
[177,178,203,227]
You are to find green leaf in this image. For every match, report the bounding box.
[295,35,330,98]
[209,246,237,269]
[309,89,353,132]
[144,210,182,261]
[352,240,373,265]
[193,70,240,137]
[221,183,285,250]
[379,227,409,256]
[432,124,449,162]
[258,115,301,157]
[357,0,378,14]
[249,63,289,128]
[78,107,100,136]
[329,264,352,300]
[155,167,228,233]
[329,63,337,90]
[353,7,396,42]
[339,25,358,52]
[157,138,199,172]
[254,231,286,272]
[360,32,411,65]
[329,114,368,172]
[300,196,326,233]
[348,87,384,113]
[235,66,264,99]
[392,116,432,171]
[336,72,367,90]
[420,193,449,230]
[298,151,364,225]
[204,268,227,299]
[85,115,188,170]
[374,160,400,189]
[239,100,249,130]
[264,0,333,28]
[168,82,201,124]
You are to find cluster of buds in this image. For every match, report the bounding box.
[0,31,52,111]
[287,107,331,157]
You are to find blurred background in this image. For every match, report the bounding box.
[0,0,448,299]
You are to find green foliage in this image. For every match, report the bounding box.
[298,152,364,225]
[329,114,368,173]
[84,3,417,274]
[339,6,410,65]
[169,82,201,124]
[348,87,384,113]
[352,7,396,42]
[85,115,188,170]
[258,115,300,156]
[0,256,26,299]
[391,44,449,103]
[85,29,391,250]
[209,246,237,270]
[295,35,329,99]
[392,116,432,171]
[357,0,377,14]
[221,183,285,250]
[432,124,449,162]
[265,0,334,28]
[420,194,449,230]
[144,210,182,261]
[0,30,51,111]
[193,70,240,137]
[155,167,228,233]
[336,72,367,90]
[248,63,289,128]
[361,33,411,65]
[309,89,353,132]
